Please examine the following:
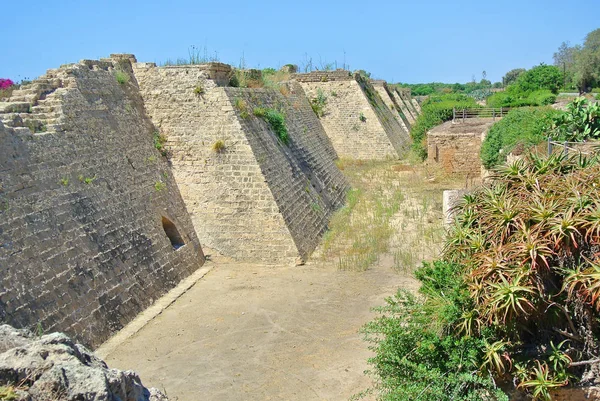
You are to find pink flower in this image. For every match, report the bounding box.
[0,79,14,90]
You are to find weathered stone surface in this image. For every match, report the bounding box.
[0,56,204,349]
[370,80,411,133]
[427,119,495,176]
[132,63,350,263]
[294,71,410,159]
[0,324,167,401]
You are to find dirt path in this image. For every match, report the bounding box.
[100,163,463,401]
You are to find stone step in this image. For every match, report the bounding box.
[0,102,31,113]
[31,104,61,114]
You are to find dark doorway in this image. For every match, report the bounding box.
[162,216,185,250]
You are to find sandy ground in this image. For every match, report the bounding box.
[100,164,459,401]
[102,255,417,401]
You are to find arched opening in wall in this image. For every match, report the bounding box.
[162,216,185,250]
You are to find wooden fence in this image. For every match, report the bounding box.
[452,107,510,122]
[547,139,599,156]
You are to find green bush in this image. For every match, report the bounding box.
[254,107,289,145]
[486,89,556,108]
[514,64,562,94]
[361,261,508,401]
[552,96,600,141]
[364,153,600,400]
[410,94,479,159]
[480,107,560,168]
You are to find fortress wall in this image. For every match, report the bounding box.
[393,87,418,123]
[384,85,413,129]
[370,80,410,134]
[133,64,349,263]
[0,57,204,348]
[296,72,407,159]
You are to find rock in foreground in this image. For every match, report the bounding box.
[0,325,167,401]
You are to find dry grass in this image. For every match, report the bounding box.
[319,159,469,272]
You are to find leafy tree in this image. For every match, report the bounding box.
[553,41,577,89]
[502,68,526,86]
[514,64,562,94]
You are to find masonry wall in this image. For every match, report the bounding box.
[385,85,413,129]
[295,71,409,159]
[0,57,204,348]
[395,88,418,121]
[427,132,483,175]
[371,80,410,135]
[133,64,349,263]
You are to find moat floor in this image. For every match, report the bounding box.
[101,163,460,400]
[102,256,417,401]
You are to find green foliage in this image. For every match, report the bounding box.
[397,80,495,96]
[234,98,249,118]
[78,175,96,185]
[552,96,600,141]
[114,70,129,85]
[480,107,560,168]
[410,94,479,160]
[60,178,69,186]
[502,68,526,86]
[361,261,509,401]
[0,386,19,401]
[487,89,557,108]
[153,131,169,157]
[444,152,600,395]
[154,181,166,191]
[162,45,220,66]
[365,153,600,400]
[212,140,226,153]
[359,112,366,122]
[310,89,327,118]
[194,83,204,95]
[513,64,562,94]
[253,107,289,145]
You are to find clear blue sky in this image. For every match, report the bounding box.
[1,0,598,84]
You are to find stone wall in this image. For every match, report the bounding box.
[391,87,417,125]
[427,119,494,176]
[0,56,204,348]
[133,64,350,263]
[295,72,409,159]
[370,80,411,133]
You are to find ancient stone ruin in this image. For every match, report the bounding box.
[0,54,422,350]
[294,70,412,159]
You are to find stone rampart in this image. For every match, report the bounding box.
[133,64,350,263]
[0,56,204,348]
[292,70,354,83]
[295,72,409,159]
[370,80,410,133]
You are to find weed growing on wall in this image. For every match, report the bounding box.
[234,98,249,118]
[153,131,169,157]
[194,83,205,96]
[310,89,327,118]
[114,71,129,85]
[154,181,166,191]
[212,140,226,153]
[359,112,366,122]
[253,107,289,145]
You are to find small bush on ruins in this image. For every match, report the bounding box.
[253,107,289,145]
[310,89,328,118]
[194,83,205,95]
[410,94,480,160]
[234,98,250,118]
[363,152,600,400]
[212,140,226,153]
[358,112,366,122]
[153,131,169,157]
[480,107,560,169]
[114,70,129,85]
